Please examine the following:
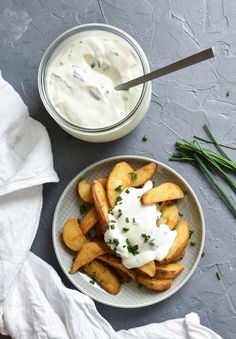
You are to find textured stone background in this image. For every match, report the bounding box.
[1,0,236,338]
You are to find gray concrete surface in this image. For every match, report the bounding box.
[1,0,236,338]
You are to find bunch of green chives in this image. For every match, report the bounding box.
[170,124,236,216]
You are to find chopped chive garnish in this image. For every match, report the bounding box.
[110,224,115,230]
[201,251,205,257]
[226,91,230,97]
[125,217,129,223]
[117,209,122,218]
[115,196,122,205]
[80,204,88,215]
[141,233,151,243]
[89,279,95,284]
[190,241,196,247]
[126,239,139,255]
[115,185,122,192]
[133,218,136,223]
[122,227,129,232]
[189,230,194,239]
[125,189,130,193]
[129,172,137,180]
[216,272,221,280]
[108,208,113,214]
[123,245,126,248]
[179,212,183,217]
[142,135,148,142]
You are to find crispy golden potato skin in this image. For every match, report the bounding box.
[80,206,98,235]
[98,254,136,280]
[83,260,121,295]
[136,275,172,291]
[70,241,111,273]
[106,161,133,208]
[141,183,184,204]
[131,163,157,187]
[62,218,87,252]
[91,180,109,233]
[136,260,156,277]
[162,219,189,263]
[78,179,94,204]
[155,263,184,279]
[157,203,179,230]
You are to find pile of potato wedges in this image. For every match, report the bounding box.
[62,161,190,295]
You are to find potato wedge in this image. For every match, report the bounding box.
[98,177,107,187]
[136,275,172,291]
[92,180,109,233]
[131,162,157,187]
[115,269,131,283]
[141,183,184,204]
[83,260,121,295]
[155,263,184,279]
[163,219,189,263]
[98,254,136,280]
[157,203,179,230]
[136,260,156,277]
[70,241,111,273]
[106,161,134,207]
[78,179,93,204]
[80,206,98,235]
[171,250,185,262]
[62,218,86,251]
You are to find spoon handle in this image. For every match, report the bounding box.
[115,48,214,91]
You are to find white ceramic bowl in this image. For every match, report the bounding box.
[52,155,205,308]
[38,24,151,143]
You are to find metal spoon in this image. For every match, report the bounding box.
[115,48,214,91]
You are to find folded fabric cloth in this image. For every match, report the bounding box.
[0,72,222,338]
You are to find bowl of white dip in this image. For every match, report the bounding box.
[38,24,151,142]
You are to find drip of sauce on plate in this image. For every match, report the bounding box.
[104,181,177,269]
[47,30,143,128]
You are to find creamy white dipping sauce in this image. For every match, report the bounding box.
[46,30,143,128]
[104,181,177,269]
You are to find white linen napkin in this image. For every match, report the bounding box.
[0,72,222,339]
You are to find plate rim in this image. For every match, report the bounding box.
[52,155,205,308]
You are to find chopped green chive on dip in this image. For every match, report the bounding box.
[117,209,122,218]
[129,172,137,181]
[89,279,95,284]
[179,212,183,217]
[190,241,196,247]
[110,224,115,230]
[226,91,230,97]
[201,251,205,257]
[80,204,88,215]
[142,135,148,142]
[125,217,129,223]
[126,239,139,255]
[133,218,136,223]
[141,233,151,243]
[216,272,221,280]
[115,185,122,192]
[122,227,129,232]
[189,230,194,239]
[115,196,122,205]
[125,189,130,194]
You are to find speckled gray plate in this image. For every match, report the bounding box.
[52,155,205,308]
